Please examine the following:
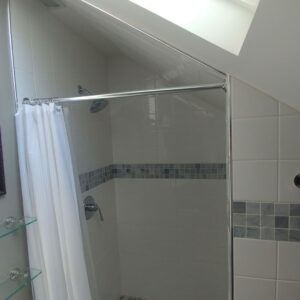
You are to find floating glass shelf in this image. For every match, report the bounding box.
[0,268,42,300]
[0,217,37,239]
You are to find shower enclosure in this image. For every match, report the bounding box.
[8,0,231,299]
[61,16,231,298]
[66,79,230,300]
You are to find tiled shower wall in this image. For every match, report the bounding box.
[232,78,300,300]
[108,56,228,300]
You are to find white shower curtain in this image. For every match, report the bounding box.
[16,104,92,300]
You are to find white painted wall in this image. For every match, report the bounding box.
[0,1,32,299]
[108,55,228,300]
[232,78,300,300]
[9,1,121,299]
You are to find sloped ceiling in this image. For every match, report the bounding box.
[52,0,225,84]
[51,0,226,111]
[56,0,300,111]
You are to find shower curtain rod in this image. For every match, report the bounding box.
[23,82,226,105]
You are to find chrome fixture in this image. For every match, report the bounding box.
[84,196,104,221]
[23,82,226,106]
[78,85,108,113]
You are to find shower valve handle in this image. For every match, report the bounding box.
[84,196,104,221]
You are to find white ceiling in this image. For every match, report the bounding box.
[57,0,300,111]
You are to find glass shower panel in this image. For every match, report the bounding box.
[62,4,229,299]
[111,90,228,300]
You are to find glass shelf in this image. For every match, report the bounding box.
[0,217,37,239]
[0,268,42,300]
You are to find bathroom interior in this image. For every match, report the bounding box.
[0,0,300,300]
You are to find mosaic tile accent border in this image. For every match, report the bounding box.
[113,163,226,180]
[233,201,300,242]
[79,165,113,192]
[79,163,226,192]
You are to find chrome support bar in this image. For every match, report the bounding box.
[23,82,226,105]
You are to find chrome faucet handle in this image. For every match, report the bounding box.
[84,196,104,222]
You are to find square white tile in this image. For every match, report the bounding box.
[234,276,276,300]
[279,103,300,116]
[234,238,277,279]
[280,116,300,159]
[231,78,278,119]
[279,161,300,203]
[232,117,278,160]
[233,160,277,202]
[278,242,300,281]
[277,281,300,300]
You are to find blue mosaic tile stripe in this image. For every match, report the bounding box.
[79,163,226,192]
[233,201,300,242]
[79,165,113,192]
[113,163,226,180]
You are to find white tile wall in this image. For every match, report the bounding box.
[232,78,300,205]
[278,161,300,203]
[278,242,300,281]
[115,179,228,300]
[234,277,276,300]
[234,239,277,279]
[279,103,300,116]
[232,78,300,300]
[233,160,278,202]
[109,55,226,164]
[277,281,300,300]
[232,117,278,160]
[279,116,300,160]
[231,78,278,118]
[108,56,228,299]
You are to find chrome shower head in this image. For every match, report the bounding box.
[77,85,108,113]
[90,100,108,113]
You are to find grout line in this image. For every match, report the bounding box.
[232,115,279,121]
[276,240,279,300]
[235,275,277,281]
[276,105,280,300]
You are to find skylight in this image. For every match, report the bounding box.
[128,0,260,55]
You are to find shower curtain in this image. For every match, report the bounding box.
[16,104,92,300]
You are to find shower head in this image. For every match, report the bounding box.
[77,85,108,113]
[89,100,108,113]
[39,0,65,7]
